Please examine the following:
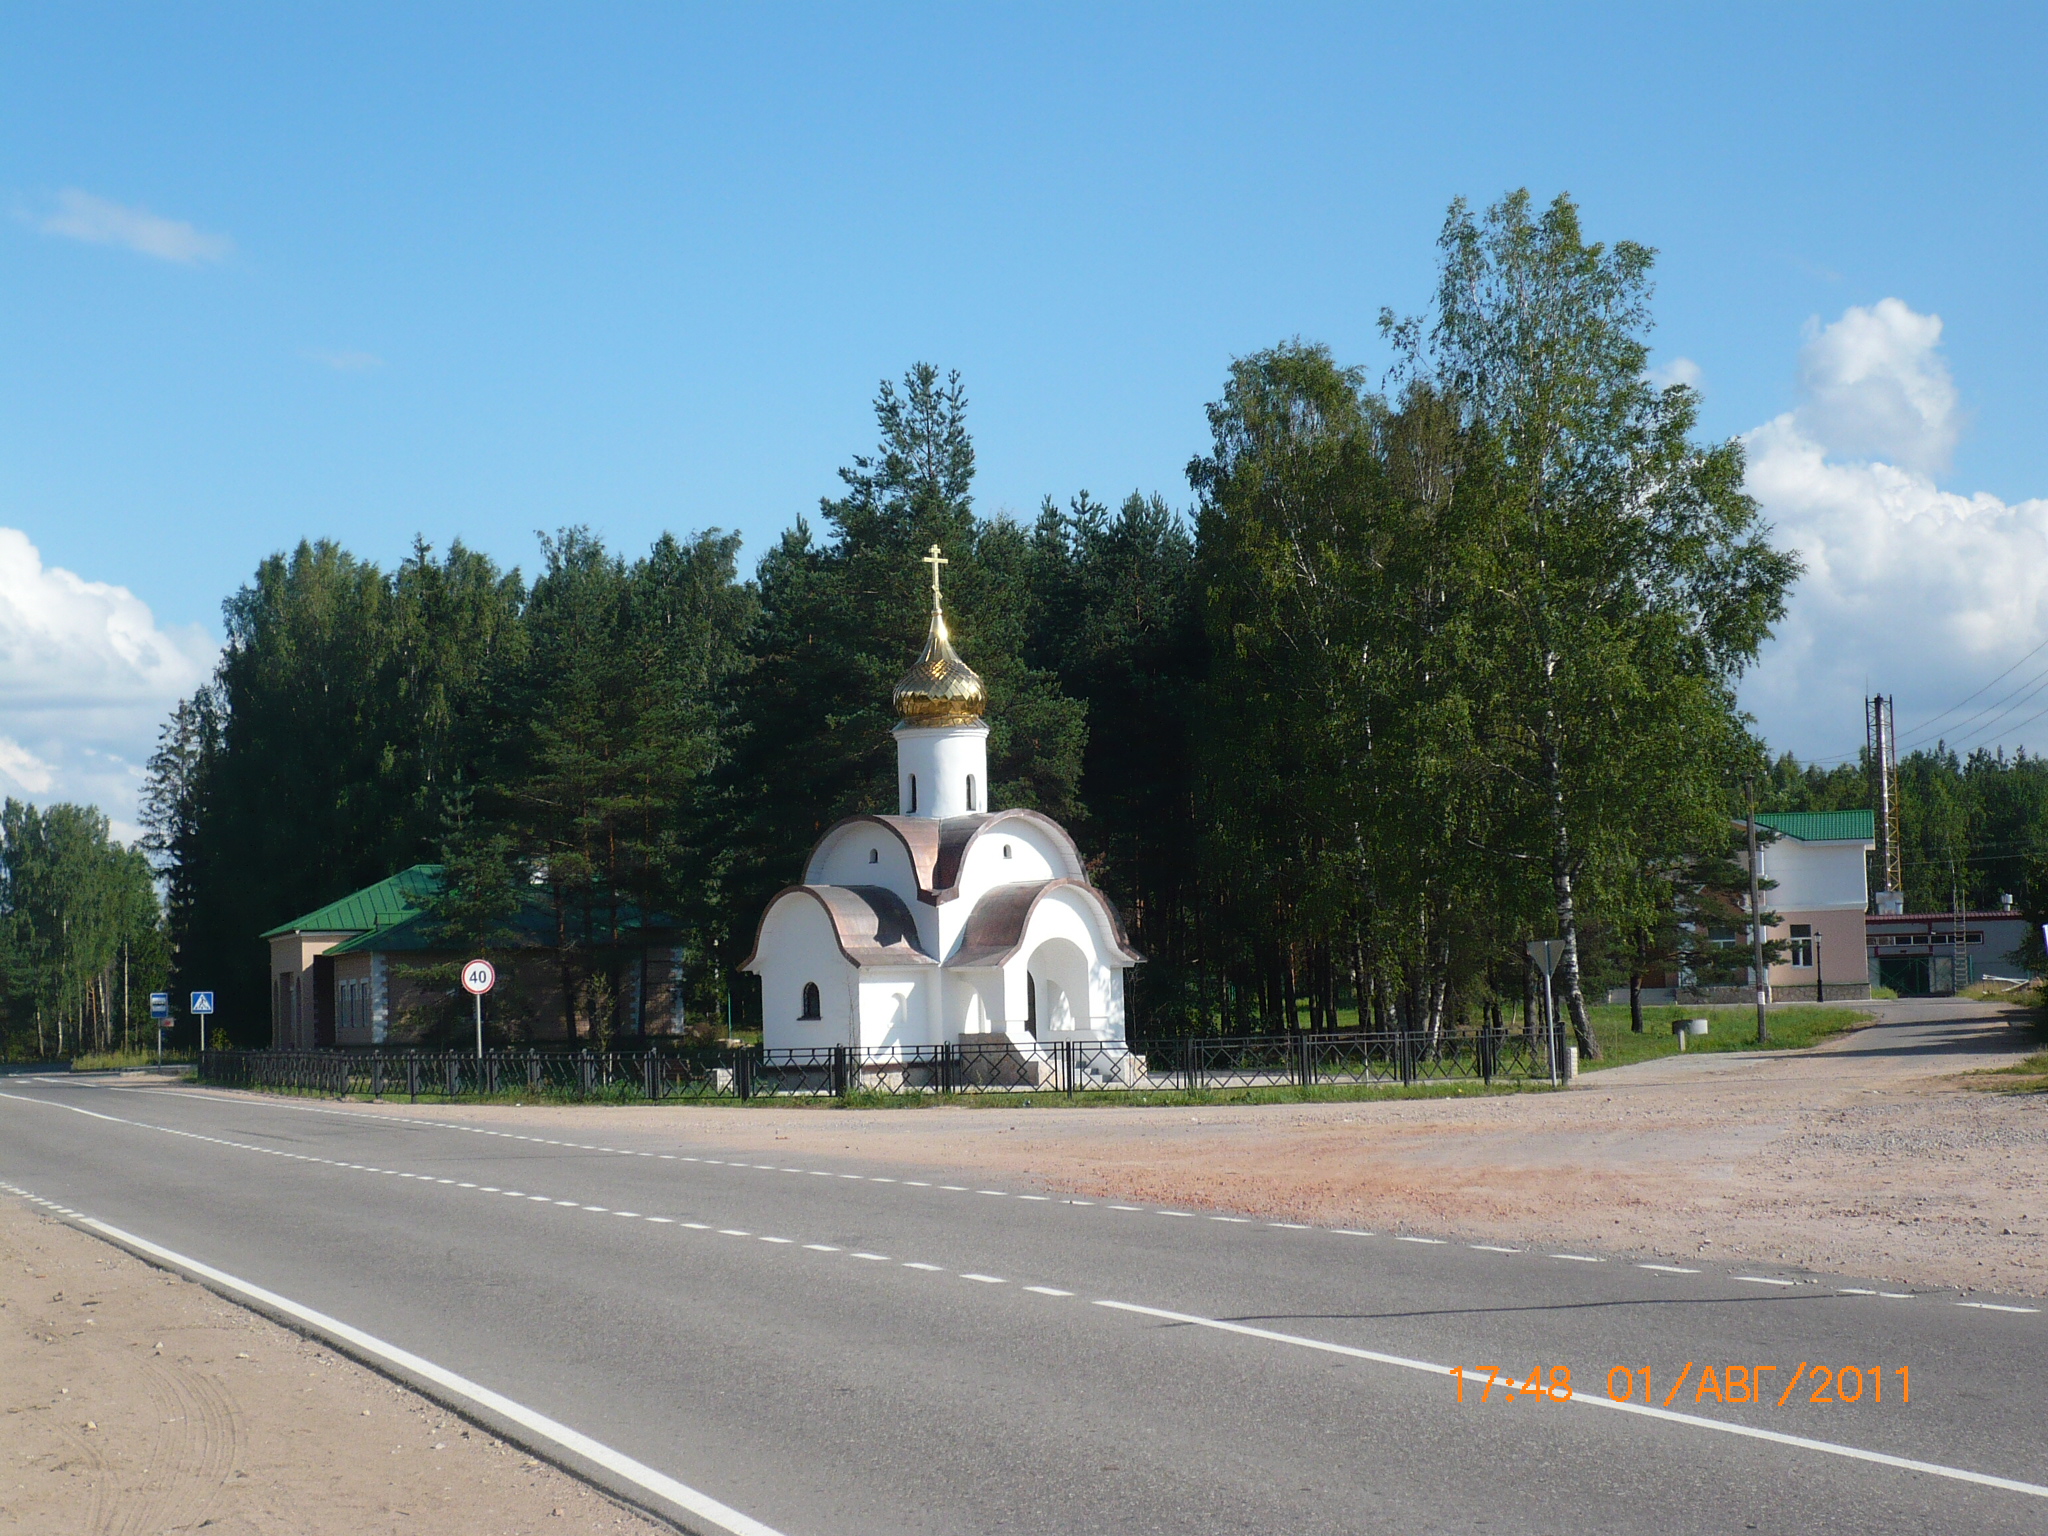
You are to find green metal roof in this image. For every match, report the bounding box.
[328,894,679,955]
[260,864,444,938]
[1755,810,1875,843]
[325,907,462,955]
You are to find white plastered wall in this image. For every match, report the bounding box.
[1757,839,1871,911]
[989,886,1127,1042]
[936,822,1075,957]
[857,971,934,1050]
[946,972,998,1037]
[806,826,922,895]
[803,826,935,958]
[754,893,860,1053]
[893,721,989,819]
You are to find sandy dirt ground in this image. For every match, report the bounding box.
[410,1000,2048,1299]
[0,1200,670,1536]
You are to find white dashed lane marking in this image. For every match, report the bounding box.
[12,1083,2038,1321]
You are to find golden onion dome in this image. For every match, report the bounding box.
[892,544,986,727]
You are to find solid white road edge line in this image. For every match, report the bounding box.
[63,1210,789,1536]
[1092,1299,2048,1501]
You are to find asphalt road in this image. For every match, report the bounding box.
[2,1013,2044,1536]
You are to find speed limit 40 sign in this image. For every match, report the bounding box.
[460,958,497,995]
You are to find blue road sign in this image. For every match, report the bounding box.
[190,991,215,1015]
[149,992,170,1019]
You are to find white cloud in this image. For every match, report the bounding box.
[0,738,54,794]
[1740,301,2048,762]
[27,189,232,264]
[1648,355,1702,392]
[303,349,384,372]
[1792,298,1958,474]
[0,528,217,834]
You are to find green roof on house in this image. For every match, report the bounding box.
[1755,810,1875,843]
[325,909,445,955]
[325,895,677,955]
[260,864,445,938]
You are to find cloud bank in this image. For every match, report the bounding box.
[1740,301,2048,763]
[27,189,232,263]
[0,529,217,838]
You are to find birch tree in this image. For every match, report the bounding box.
[1392,191,1798,1056]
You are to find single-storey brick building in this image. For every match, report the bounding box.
[262,865,688,1047]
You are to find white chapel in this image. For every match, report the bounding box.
[742,546,1140,1057]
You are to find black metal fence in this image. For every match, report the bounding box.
[197,1028,1554,1103]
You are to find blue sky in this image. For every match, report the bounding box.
[3,4,2046,825]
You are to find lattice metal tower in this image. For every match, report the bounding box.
[1866,694,1903,911]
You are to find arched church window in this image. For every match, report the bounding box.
[966,774,977,811]
[1025,974,1037,1038]
[800,982,821,1020]
[909,775,918,813]
[1002,842,1012,859]
[868,848,879,864]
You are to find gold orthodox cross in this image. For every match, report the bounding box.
[923,543,948,607]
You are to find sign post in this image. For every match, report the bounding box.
[149,992,170,1064]
[1524,940,1566,1086]
[460,959,497,1061]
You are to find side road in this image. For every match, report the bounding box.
[352,998,2047,1297]
[0,1199,670,1536]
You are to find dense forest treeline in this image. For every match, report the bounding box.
[10,191,2044,1060]
[0,800,166,1059]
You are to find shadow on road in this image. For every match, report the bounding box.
[1821,1011,2038,1064]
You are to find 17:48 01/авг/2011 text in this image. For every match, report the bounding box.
[1449,1364,1910,1406]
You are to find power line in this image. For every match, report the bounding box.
[1898,634,2048,743]
[1898,659,2048,754]
[1945,692,2048,762]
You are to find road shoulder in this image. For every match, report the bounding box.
[0,1196,671,1536]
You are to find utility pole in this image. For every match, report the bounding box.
[1867,696,1904,913]
[1951,858,1966,997]
[1747,779,1768,1045]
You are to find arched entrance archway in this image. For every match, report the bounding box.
[1023,936,1092,1036]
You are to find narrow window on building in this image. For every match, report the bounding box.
[800,982,822,1020]
[909,774,918,813]
[966,773,977,811]
[868,847,879,864]
[1025,974,1038,1037]
[1002,842,1012,859]
[1789,923,1813,968]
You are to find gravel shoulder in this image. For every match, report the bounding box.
[0,1198,670,1536]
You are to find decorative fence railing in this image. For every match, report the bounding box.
[197,1028,1556,1103]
